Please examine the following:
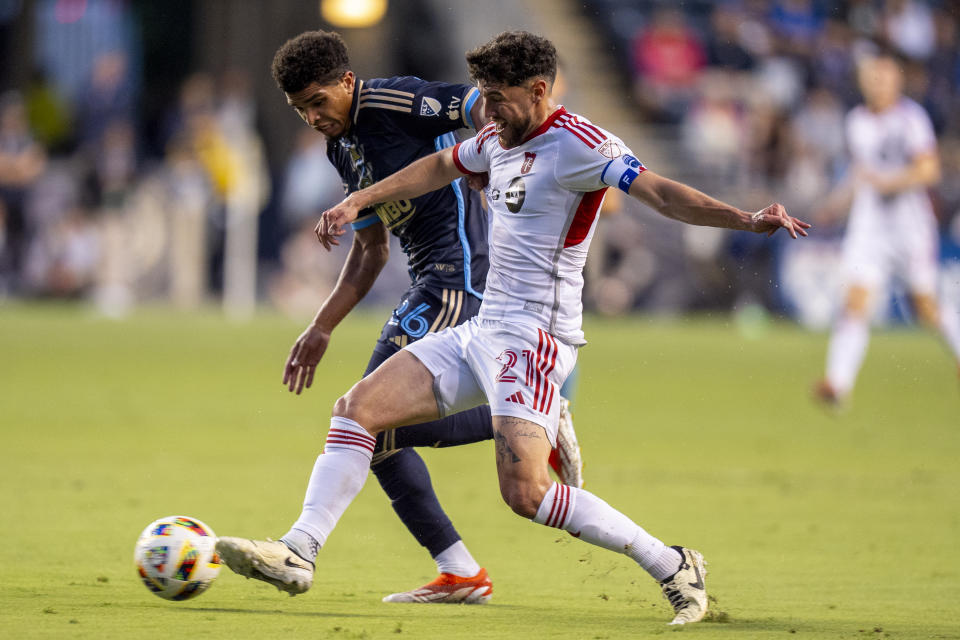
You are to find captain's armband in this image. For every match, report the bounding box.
[600,154,647,194]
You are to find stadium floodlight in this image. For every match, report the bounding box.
[320,0,387,28]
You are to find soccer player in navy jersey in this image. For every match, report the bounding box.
[217,30,582,604]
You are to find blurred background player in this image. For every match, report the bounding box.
[219,30,809,626]
[815,50,960,406]
[270,30,583,604]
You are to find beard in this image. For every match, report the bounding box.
[495,115,532,149]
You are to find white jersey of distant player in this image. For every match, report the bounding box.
[452,106,645,345]
[843,97,939,291]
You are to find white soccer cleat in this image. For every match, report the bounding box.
[549,397,584,488]
[660,546,708,625]
[215,537,313,596]
[382,568,492,604]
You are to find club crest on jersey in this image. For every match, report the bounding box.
[598,139,622,159]
[505,176,526,213]
[420,97,441,117]
[521,152,537,174]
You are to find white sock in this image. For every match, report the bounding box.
[532,482,682,581]
[280,417,375,562]
[433,540,481,577]
[937,304,960,363]
[826,315,870,396]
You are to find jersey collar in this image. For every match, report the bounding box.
[519,105,567,145]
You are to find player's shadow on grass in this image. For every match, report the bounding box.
[175,606,379,619]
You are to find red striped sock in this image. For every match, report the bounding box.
[286,417,375,546]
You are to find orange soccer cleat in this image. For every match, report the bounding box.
[381,568,493,604]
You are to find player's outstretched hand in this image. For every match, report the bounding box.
[315,196,362,250]
[751,203,811,239]
[283,324,332,394]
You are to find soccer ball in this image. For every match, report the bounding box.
[134,515,220,601]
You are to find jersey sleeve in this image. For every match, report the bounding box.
[904,103,937,157]
[451,128,492,175]
[554,124,646,193]
[363,76,480,139]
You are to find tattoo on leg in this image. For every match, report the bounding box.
[494,430,521,464]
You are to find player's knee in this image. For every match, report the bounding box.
[499,481,548,519]
[913,295,939,326]
[332,386,372,425]
[845,287,871,316]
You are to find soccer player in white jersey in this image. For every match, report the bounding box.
[217,31,809,625]
[815,50,960,406]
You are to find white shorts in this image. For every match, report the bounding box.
[843,205,939,295]
[405,317,578,445]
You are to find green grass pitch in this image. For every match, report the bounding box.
[1,304,958,639]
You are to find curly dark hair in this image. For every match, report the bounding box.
[465,31,557,88]
[271,30,351,93]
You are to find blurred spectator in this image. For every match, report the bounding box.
[631,7,706,123]
[0,91,47,294]
[163,133,211,310]
[846,0,883,39]
[681,70,745,186]
[925,10,960,133]
[882,0,935,61]
[22,202,99,297]
[90,117,138,316]
[791,86,846,178]
[810,19,858,104]
[768,0,823,56]
[24,69,73,153]
[76,51,134,150]
[280,128,345,233]
[742,94,793,191]
[705,4,756,71]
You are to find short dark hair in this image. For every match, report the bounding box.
[271,30,350,93]
[465,31,557,88]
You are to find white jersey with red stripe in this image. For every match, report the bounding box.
[452,106,645,345]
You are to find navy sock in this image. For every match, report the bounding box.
[371,447,461,558]
[392,404,494,449]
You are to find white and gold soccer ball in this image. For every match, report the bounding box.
[134,515,220,601]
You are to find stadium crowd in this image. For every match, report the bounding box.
[581,0,960,318]
[2,0,959,321]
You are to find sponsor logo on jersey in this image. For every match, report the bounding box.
[446,95,462,121]
[521,151,537,174]
[488,188,500,201]
[376,199,416,229]
[505,176,526,213]
[523,300,544,313]
[420,97,442,117]
[598,139,622,159]
[432,263,455,273]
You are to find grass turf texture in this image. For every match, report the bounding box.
[1,304,958,639]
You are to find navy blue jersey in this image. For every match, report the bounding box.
[326,76,488,296]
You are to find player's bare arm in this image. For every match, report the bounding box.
[284,223,390,394]
[857,150,941,196]
[315,148,462,250]
[628,170,810,239]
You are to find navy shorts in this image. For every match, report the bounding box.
[363,283,482,377]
